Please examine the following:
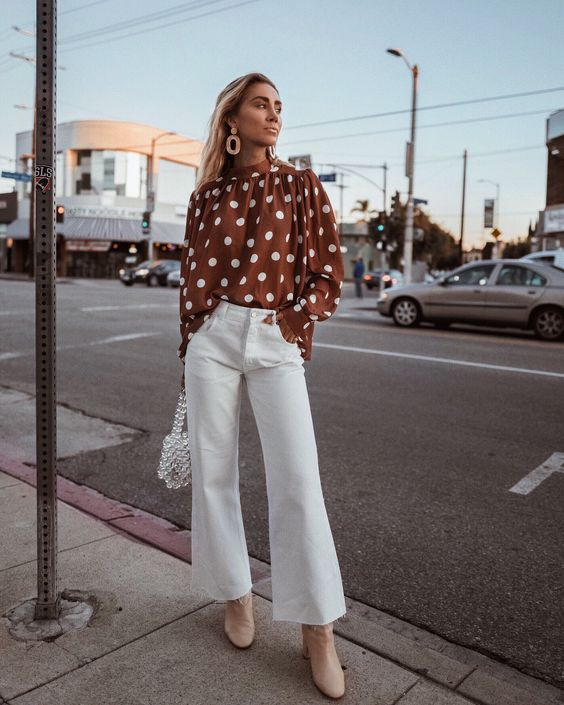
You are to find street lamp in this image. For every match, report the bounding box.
[387,47,418,284]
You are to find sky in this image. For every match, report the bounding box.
[1,0,563,250]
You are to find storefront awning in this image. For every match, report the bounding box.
[5,216,185,244]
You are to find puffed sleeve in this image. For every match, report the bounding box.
[178,190,196,365]
[279,168,344,339]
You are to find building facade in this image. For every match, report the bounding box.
[3,120,202,277]
[536,109,564,251]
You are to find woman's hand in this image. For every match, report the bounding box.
[262,312,299,343]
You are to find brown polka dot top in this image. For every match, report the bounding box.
[178,156,344,364]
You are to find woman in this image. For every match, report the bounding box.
[178,72,347,699]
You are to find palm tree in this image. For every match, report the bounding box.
[350,199,379,223]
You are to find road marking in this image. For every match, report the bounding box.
[509,453,564,494]
[82,304,176,311]
[0,332,159,361]
[314,342,564,379]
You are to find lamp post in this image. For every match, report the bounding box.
[387,48,418,284]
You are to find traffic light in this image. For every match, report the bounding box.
[142,211,151,235]
[368,212,386,239]
[390,191,401,219]
[56,204,65,223]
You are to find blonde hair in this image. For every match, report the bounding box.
[195,72,291,189]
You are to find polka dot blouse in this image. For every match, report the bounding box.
[178,156,344,363]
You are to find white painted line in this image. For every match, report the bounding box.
[0,352,24,361]
[81,304,176,311]
[509,453,564,494]
[314,342,564,379]
[0,332,159,361]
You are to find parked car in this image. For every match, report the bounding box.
[376,258,564,341]
[363,268,404,290]
[119,259,180,287]
[519,249,564,271]
[167,268,181,287]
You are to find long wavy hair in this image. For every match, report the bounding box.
[195,72,291,189]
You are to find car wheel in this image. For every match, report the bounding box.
[392,298,421,327]
[147,274,158,287]
[532,306,564,341]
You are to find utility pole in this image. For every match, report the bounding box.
[459,149,467,265]
[34,0,60,620]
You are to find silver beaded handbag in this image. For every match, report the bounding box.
[157,388,192,489]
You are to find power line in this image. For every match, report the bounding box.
[283,86,564,130]
[279,107,558,147]
[58,0,261,53]
[59,0,231,45]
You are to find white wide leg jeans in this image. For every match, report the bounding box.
[184,299,347,625]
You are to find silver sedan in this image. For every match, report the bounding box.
[376,259,564,341]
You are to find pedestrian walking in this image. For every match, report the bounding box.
[353,256,365,297]
[177,72,347,699]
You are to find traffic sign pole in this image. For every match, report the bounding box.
[34,0,60,620]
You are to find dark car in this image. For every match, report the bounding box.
[119,259,180,287]
[363,268,404,290]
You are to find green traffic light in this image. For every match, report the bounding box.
[377,224,384,232]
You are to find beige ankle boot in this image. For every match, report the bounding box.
[224,590,254,648]
[301,622,345,699]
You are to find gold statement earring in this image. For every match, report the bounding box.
[226,127,241,155]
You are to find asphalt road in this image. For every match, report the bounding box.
[1,277,563,688]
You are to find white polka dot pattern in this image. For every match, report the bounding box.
[178,158,344,366]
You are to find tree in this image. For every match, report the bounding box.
[350,199,378,222]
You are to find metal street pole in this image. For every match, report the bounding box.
[387,48,418,285]
[404,64,418,285]
[459,149,467,266]
[146,131,176,213]
[34,0,60,620]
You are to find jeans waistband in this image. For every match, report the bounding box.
[214,299,277,323]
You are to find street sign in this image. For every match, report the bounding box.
[484,198,495,228]
[319,173,337,182]
[413,198,428,206]
[491,227,502,239]
[1,170,32,182]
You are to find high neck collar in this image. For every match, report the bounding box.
[224,156,272,178]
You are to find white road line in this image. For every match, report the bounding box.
[0,332,159,361]
[314,342,564,379]
[509,453,564,494]
[81,304,176,311]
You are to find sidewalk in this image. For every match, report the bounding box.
[1,456,562,705]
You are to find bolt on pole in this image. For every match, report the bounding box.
[34,0,60,620]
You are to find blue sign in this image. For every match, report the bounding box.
[413,197,428,206]
[1,171,32,182]
[319,173,337,182]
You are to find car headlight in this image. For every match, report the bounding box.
[137,268,149,276]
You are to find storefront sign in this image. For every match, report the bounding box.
[542,206,564,234]
[65,206,143,219]
[65,239,111,252]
